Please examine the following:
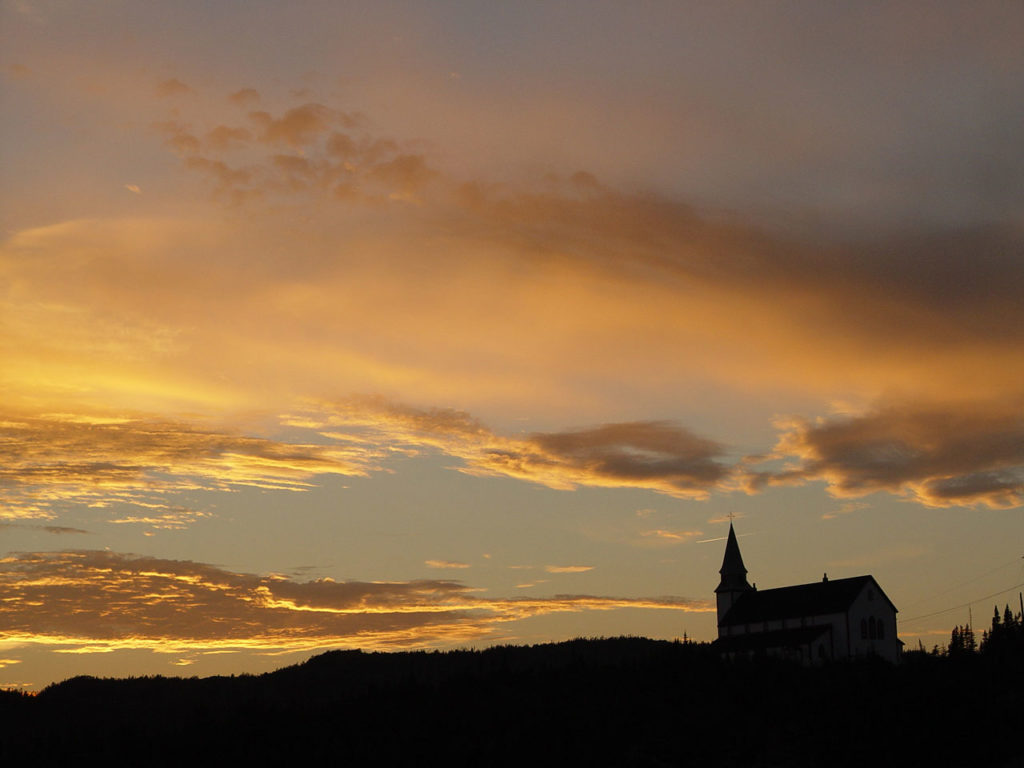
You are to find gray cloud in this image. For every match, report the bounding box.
[0,523,90,535]
[532,422,728,490]
[453,182,1024,354]
[752,399,1024,509]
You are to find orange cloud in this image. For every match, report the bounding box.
[0,412,371,521]
[5,83,1024,513]
[228,88,260,107]
[0,551,709,653]
[152,120,201,154]
[248,103,354,147]
[205,125,253,151]
[7,149,1023,427]
[639,529,703,543]
[155,78,192,98]
[544,565,593,574]
[292,397,735,499]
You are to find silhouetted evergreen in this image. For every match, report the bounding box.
[980,604,1024,663]
[1,636,1021,766]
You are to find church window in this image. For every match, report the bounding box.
[869,617,877,640]
[877,619,885,640]
[860,619,867,640]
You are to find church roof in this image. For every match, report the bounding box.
[720,575,896,626]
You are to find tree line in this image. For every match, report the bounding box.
[926,602,1024,659]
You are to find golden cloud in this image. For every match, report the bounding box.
[0,412,371,521]
[292,397,734,499]
[0,551,709,653]
[6,144,1023,427]
[544,565,594,574]
[4,82,1024,516]
[639,529,703,543]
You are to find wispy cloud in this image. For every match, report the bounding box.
[155,78,193,98]
[292,397,735,499]
[3,80,1023,522]
[639,529,702,543]
[706,513,743,524]
[424,560,470,569]
[544,565,593,574]
[228,88,260,107]
[0,551,709,653]
[142,85,1024,408]
[0,523,90,535]
[6,78,1024,430]
[0,412,371,521]
[822,501,870,520]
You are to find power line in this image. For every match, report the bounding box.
[899,555,1024,611]
[900,580,1024,625]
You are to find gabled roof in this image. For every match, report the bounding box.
[720,575,896,626]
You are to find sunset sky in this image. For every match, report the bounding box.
[2,1,1023,690]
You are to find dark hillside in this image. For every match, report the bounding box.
[1,637,1020,766]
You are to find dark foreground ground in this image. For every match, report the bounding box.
[1,638,1021,766]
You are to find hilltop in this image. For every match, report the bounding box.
[1,637,1021,766]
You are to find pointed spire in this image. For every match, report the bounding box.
[715,523,751,593]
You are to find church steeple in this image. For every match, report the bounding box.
[716,523,750,592]
[715,523,752,626]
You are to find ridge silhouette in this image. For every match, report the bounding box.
[1,633,1021,766]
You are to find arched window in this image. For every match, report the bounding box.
[877,619,885,640]
[869,616,877,640]
[860,619,867,640]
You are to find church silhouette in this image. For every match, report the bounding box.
[713,524,901,663]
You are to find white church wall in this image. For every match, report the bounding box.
[846,581,900,662]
